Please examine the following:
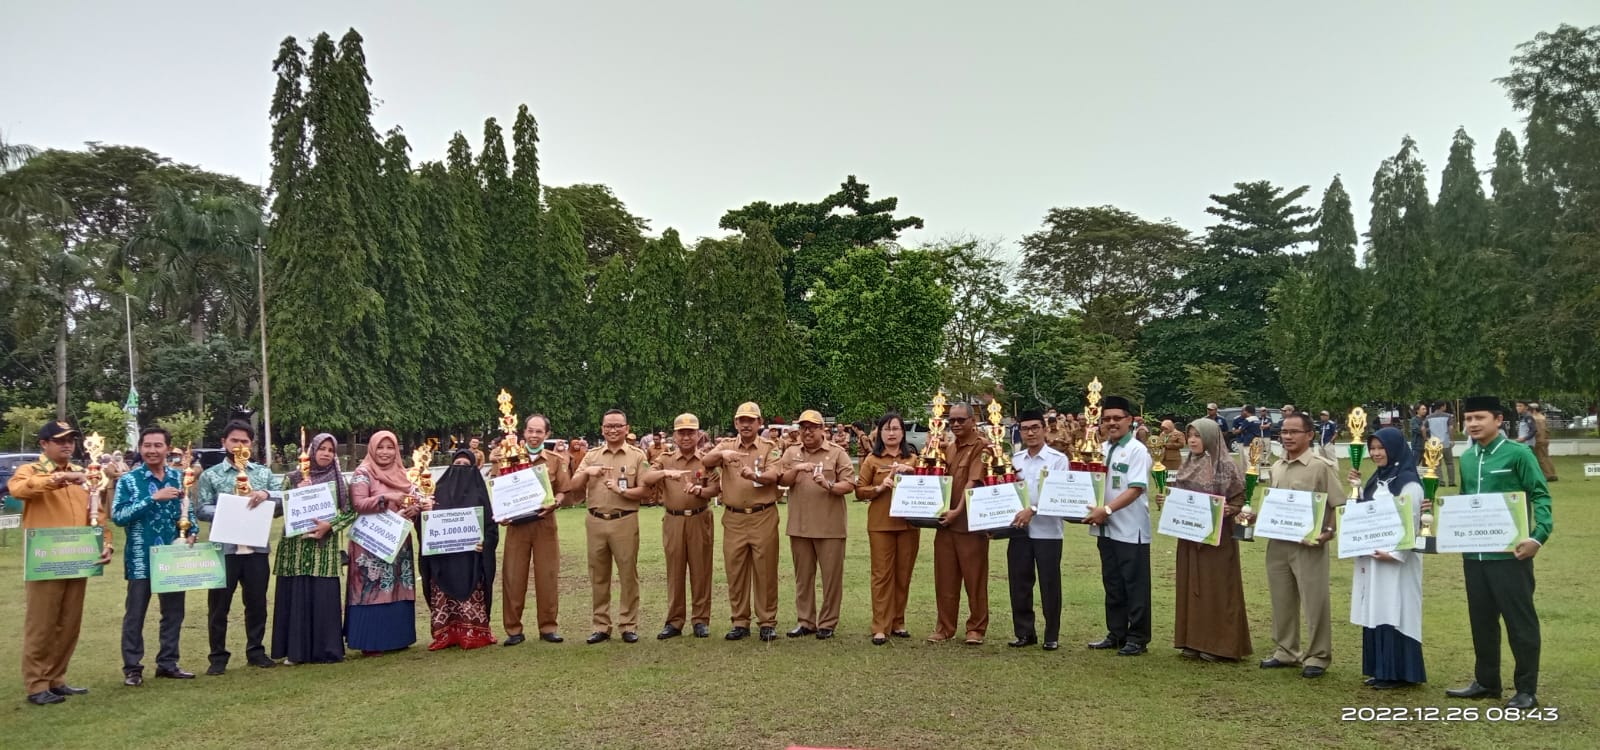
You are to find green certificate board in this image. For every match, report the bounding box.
[150,543,228,593]
[23,526,105,581]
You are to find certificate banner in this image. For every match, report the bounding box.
[283,483,338,537]
[421,507,484,556]
[150,543,227,593]
[23,526,105,581]
[1156,489,1223,545]
[207,493,276,548]
[350,511,411,564]
[1255,488,1327,544]
[965,482,1028,532]
[1335,498,1407,559]
[1033,469,1103,519]
[489,466,554,522]
[890,475,951,519]
[1435,493,1529,554]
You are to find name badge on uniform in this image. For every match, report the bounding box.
[1114,463,1129,473]
[618,476,629,490]
[1112,476,1123,490]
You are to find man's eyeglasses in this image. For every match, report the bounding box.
[601,424,627,430]
[1279,429,1311,436]
[1100,415,1129,423]
[948,417,970,424]
[1020,424,1043,432]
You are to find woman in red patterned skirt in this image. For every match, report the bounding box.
[419,450,500,650]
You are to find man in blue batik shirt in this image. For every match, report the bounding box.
[112,426,199,685]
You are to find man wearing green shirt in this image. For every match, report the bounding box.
[195,421,282,675]
[1442,396,1552,710]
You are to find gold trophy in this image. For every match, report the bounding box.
[407,444,434,509]
[494,388,528,474]
[1346,407,1368,501]
[1147,432,1167,498]
[918,390,950,476]
[83,433,106,528]
[1418,437,1442,554]
[231,443,255,552]
[1075,377,1104,469]
[179,445,198,539]
[298,427,311,482]
[1235,437,1264,541]
[984,400,1015,482]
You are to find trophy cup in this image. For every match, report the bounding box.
[232,444,253,496]
[83,433,106,528]
[494,388,529,475]
[298,427,311,482]
[1417,437,1442,553]
[985,401,1016,484]
[1073,378,1104,472]
[917,390,950,477]
[1235,437,1263,541]
[408,444,435,509]
[1346,407,1368,501]
[179,445,198,539]
[1147,432,1167,498]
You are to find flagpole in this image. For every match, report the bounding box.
[124,292,135,391]
[257,242,272,467]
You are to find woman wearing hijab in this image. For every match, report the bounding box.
[1347,427,1426,689]
[1167,418,1252,662]
[854,413,921,646]
[273,433,357,664]
[347,430,426,655]
[420,450,499,651]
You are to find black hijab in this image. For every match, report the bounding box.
[418,460,499,606]
[1361,427,1420,503]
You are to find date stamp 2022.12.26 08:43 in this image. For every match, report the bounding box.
[1341,706,1560,723]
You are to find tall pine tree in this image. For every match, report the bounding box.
[1367,136,1435,402]
[1433,128,1505,394]
[376,128,430,434]
[1300,176,1370,409]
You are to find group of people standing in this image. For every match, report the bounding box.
[9,395,1553,713]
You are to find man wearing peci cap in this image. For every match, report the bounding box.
[1444,396,1552,710]
[778,410,856,639]
[9,422,114,705]
[702,402,786,641]
[639,413,721,639]
[1006,409,1072,650]
[1083,396,1154,656]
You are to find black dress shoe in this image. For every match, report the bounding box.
[787,625,816,638]
[815,628,834,640]
[1008,637,1038,648]
[156,667,196,679]
[540,632,564,644]
[693,624,709,638]
[1446,682,1500,699]
[1042,641,1060,651]
[1301,666,1326,678]
[26,690,65,705]
[585,632,611,645]
[759,626,778,642]
[871,635,887,646]
[621,631,639,644]
[49,684,89,695]
[1506,692,1538,709]
[205,664,225,676]
[124,673,144,687]
[1259,658,1295,669]
[891,630,911,639]
[1117,643,1148,656]
[658,625,682,640]
[1087,637,1120,650]
[503,634,526,646]
[725,627,750,641]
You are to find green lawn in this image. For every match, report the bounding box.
[1,458,1595,749]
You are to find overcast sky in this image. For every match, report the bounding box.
[3,1,1590,255]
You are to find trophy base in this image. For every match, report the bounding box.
[1417,535,1437,554]
[905,517,944,530]
[1233,525,1256,542]
[984,526,1027,540]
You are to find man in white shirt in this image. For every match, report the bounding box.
[1006,410,1072,651]
[1083,395,1153,656]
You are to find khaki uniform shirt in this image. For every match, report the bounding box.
[653,451,719,512]
[1268,448,1346,534]
[946,431,991,533]
[8,461,113,546]
[577,443,649,513]
[780,442,854,539]
[857,453,920,532]
[715,437,784,510]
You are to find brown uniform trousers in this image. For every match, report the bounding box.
[500,453,569,636]
[934,434,992,640]
[654,453,718,629]
[716,437,784,628]
[578,444,649,634]
[858,453,921,635]
[1265,450,1345,669]
[1532,414,1557,480]
[10,462,106,693]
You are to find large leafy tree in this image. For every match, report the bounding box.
[375,128,430,434]
[1433,128,1509,395]
[811,246,953,420]
[1366,136,1436,402]
[1018,205,1191,340]
[929,237,1021,404]
[545,183,649,270]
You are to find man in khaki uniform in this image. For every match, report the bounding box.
[778,410,857,639]
[702,401,785,641]
[495,414,570,646]
[563,409,652,644]
[1044,411,1071,455]
[930,402,993,645]
[1530,404,1558,481]
[640,413,721,639]
[1247,412,1344,678]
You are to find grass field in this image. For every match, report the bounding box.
[1,457,1595,749]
